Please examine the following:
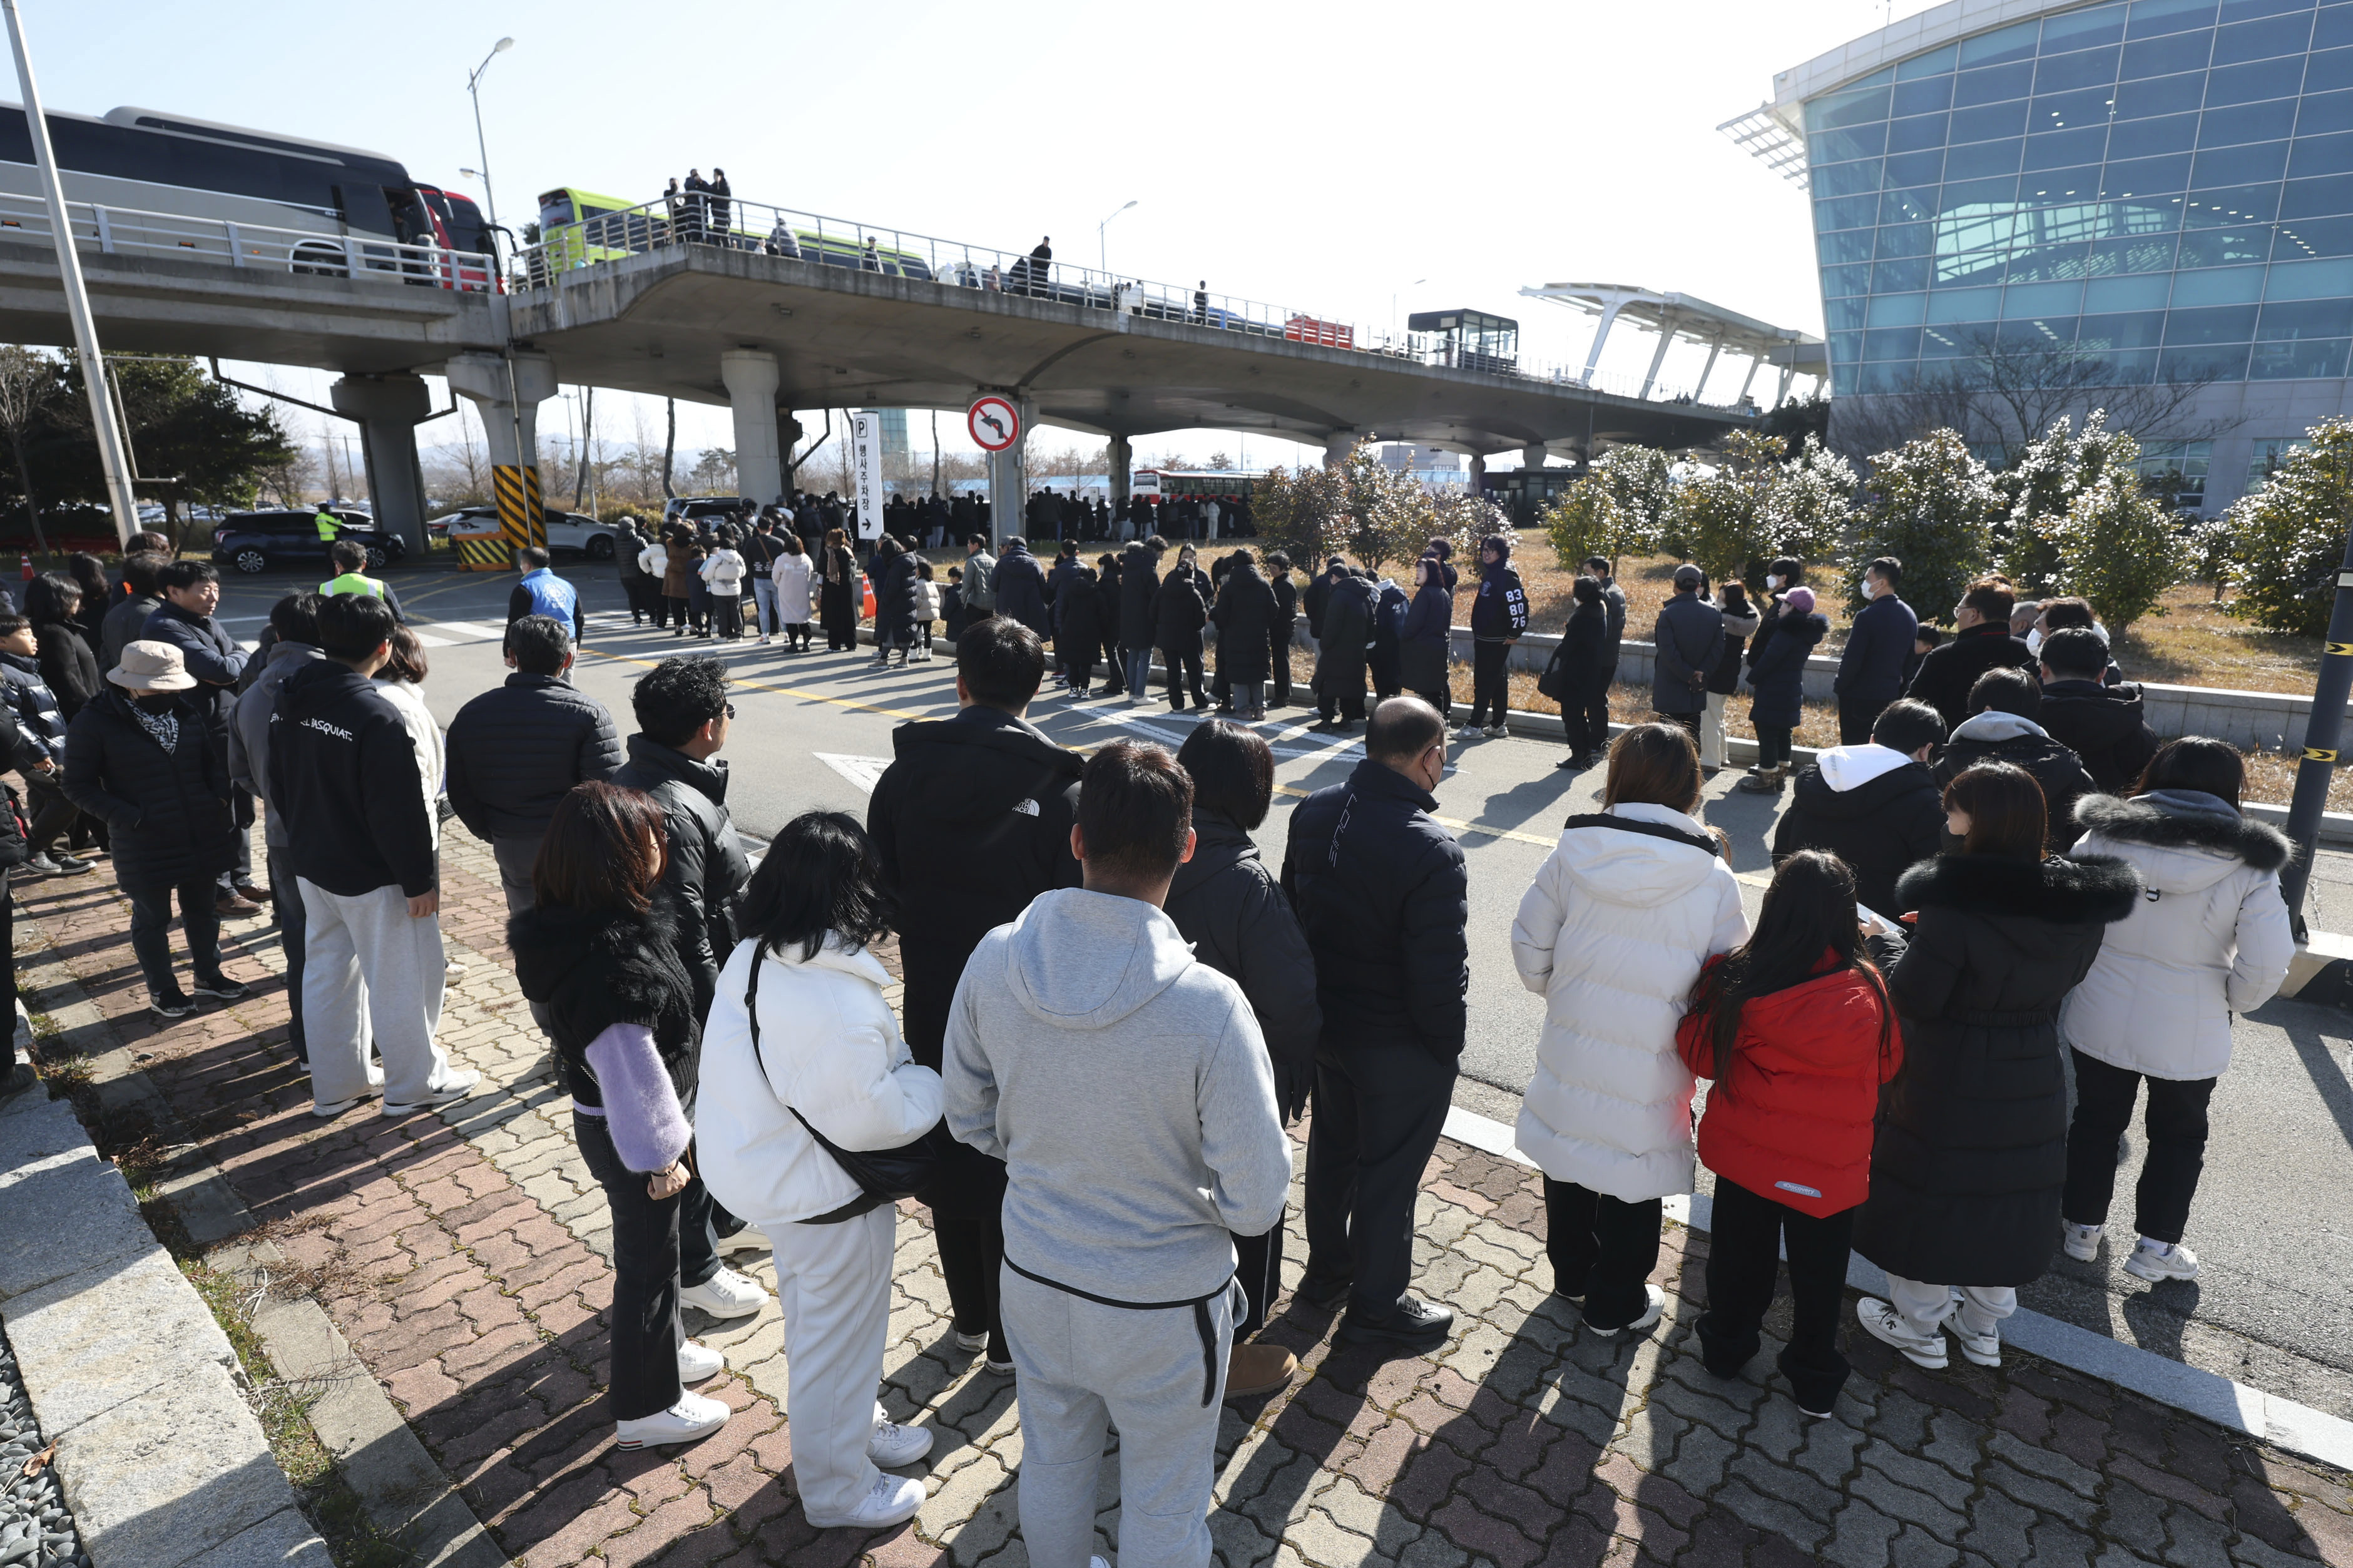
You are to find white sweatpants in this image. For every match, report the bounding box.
[769,1204,898,1524]
[1003,1264,1238,1568]
[1700,690,1731,769]
[300,879,452,1111]
[1884,1272,2018,1339]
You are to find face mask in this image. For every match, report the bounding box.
[1857,576,1876,600]
[1766,575,1782,590]
[2025,628,2043,655]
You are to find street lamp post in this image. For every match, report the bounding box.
[1098,199,1137,275]
[467,37,514,233]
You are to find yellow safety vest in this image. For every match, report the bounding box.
[320,572,384,599]
[315,512,340,541]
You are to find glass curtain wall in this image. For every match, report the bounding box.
[1809,0,2353,395]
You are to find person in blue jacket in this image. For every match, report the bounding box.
[508,546,585,645]
[1835,556,1917,745]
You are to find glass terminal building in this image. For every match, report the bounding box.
[1728,0,2353,514]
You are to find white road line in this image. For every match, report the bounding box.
[815,753,892,794]
[418,621,508,643]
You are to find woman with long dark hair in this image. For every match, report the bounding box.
[870,536,918,668]
[509,782,732,1451]
[696,812,942,1530]
[65,552,111,659]
[1677,850,1902,1416]
[1854,762,2138,1372]
[2058,738,2293,1281]
[820,527,860,651]
[1399,555,1453,720]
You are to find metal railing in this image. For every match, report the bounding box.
[0,191,500,293]
[514,193,1761,412]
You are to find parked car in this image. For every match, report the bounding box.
[661,496,755,527]
[211,509,406,575]
[424,506,620,559]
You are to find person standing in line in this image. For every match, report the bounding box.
[268,596,477,1117]
[62,641,248,1021]
[771,532,815,653]
[991,535,1051,637]
[1677,850,1904,1417]
[1265,551,1299,708]
[683,527,715,639]
[912,557,942,663]
[229,594,327,1061]
[2036,628,2159,793]
[869,536,919,668]
[943,740,1292,1568]
[661,525,698,638]
[867,618,1084,1376]
[1904,574,2036,732]
[1770,700,1947,920]
[700,529,748,643]
[693,812,944,1527]
[0,615,88,875]
[144,560,266,915]
[1700,581,1758,773]
[1369,574,1408,708]
[1461,534,1528,738]
[1836,557,1917,745]
[1649,564,1722,745]
[1853,762,2138,1372]
[962,534,999,624]
[1051,556,1103,695]
[1738,584,1826,795]
[1931,668,2099,853]
[507,545,584,645]
[1399,555,1454,721]
[820,528,861,651]
[2058,741,2294,1282]
[1208,549,1277,721]
[1582,556,1626,690]
[1168,720,1320,1399]
[64,552,110,663]
[1095,551,1124,685]
[28,574,98,728]
[1543,576,1612,771]
[0,712,31,1100]
[1153,551,1210,711]
[371,629,442,858]
[1118,535,1166,705]
[100,552,169,673]
[614,517,652,627]
[1742,556,1808,704]
[1310,567,1375,732]
[1284,696,1468,1351]
[740,514,782,644]
[508,781,735,1452]
[321,539,408,624]
[1512,723,1747,1335]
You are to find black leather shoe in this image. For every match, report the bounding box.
[1295,1271,1353,1310]
[1336,1296,1454,1350]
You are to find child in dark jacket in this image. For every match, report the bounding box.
[1676,849,1903,1417]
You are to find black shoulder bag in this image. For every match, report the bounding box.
[744,950,951,1223]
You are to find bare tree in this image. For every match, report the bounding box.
[662,398,678,499]
[0,347,56,563]
[1830,333,2225,461]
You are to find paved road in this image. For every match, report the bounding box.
[215,561,2353,1417]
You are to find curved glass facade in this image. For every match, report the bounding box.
[1807,0,2353,396]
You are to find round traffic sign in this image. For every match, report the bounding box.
[968,395,1021,452]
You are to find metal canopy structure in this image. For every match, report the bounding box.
[1518,282,1824,407]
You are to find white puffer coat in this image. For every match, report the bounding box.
[1512,803,1748,1201]
[695,934,944,1226]
[2061,792,2294,1082]
[771,551,814,624]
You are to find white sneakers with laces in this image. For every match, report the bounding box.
[1854,1296,1949,1370]
[680,1266,768,1320]
[2125,1239,2200,1281]
[807,1473,924,1530]
[678,1339,723,1383]
[2061,1221,2103,1262]
[869,1417,934,1468]
[615,1391,729,1450]
[381,1069,482,1118]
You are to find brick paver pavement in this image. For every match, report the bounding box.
[11,826,2353,1568]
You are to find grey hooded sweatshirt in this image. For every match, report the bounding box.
[942,886,1292,1304]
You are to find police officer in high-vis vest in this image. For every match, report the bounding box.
[506,545,584,645]
[314,505,342,543]
[319,539,406,624]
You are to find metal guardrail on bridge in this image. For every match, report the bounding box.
[514,193,1762,414]
[0,192,499,293]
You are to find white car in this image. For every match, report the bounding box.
[426,506,620,560]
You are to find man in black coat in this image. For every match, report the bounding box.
[990,536,1051,635]
[1116,536,1165,702]
[1312,569,1376,728]
[1906,574,2036,731]
[868,618,1082,1372]
[1302,557,1344,641]
[1931,667,2098,853]
[2037,627,2159,794]
[1151,552,1210,710]
[1772,699,1946,918]
[1650,565,1722,740]
[145,559,265,914]
[1266,552,1300,706]
[1208,552,1279,718]
[1283,696,1467,1352]
[610,655,750,1018]
[1835,556,1919,744]
[100,551,169,672]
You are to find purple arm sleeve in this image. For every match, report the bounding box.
[583,1024,692,1174]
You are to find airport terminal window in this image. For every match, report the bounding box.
[2140,440,2210,509]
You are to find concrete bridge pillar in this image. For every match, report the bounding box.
[1521,442,1549,472]
[446,352,558,554]
[1108,435,1132,527]
[722,350,783,505]
[1469,454,1487,486]
[1323,430,1356,469]
[329,374,433,556]
[988,393,1034,547]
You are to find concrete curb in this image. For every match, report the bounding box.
[14,916,507,1568]
[1437,1106,2353,1474]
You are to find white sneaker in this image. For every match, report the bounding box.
[807,1472,924,1530]
[1855,1297,1949,1370]
[952,1329,989,1354]
[2125,1240,2200,1281]
[615,1392,729,1450]
[1948,1321,2002,1368]
[1585,1284,1665,1337]
[312,1070,385,1119]
[869,1417,934,1468]
[713,1225,770,1256]
[2061,1220,2103,1263]
[680,1266,768,1320]
[678,1340,723,1383]
[1485,724,1508,738]
[380,1069,482,1117]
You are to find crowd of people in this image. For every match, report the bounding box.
[0,524,2302,1568]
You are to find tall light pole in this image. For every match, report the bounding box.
[1098,199,1136,275]
[2,0,138,546]
[467,37,514,232]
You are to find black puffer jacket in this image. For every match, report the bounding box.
[509,900,701,1112]
[867,705,1083,1062]
[1854,852,2139,1286]
[61,687,234,889]
[1209,565,1277,682]
[875,549,921,645]
[33,617,100,720]
[1906,621,2037,731]
[611,735,750,1018]
[1151,566,1207,658]
[1118,544,1165,653]
[992,544,1051,634]
[1282,757,1469,1058]
[1931,713,2098,854]
[2038,680,2160,793]
[1313,574,1376,698]
[1053,568,1103,658]
[1164,807,1322,1118]
[1770,754,1944,919]
[444,673,623,842]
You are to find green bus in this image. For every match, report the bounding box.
[532,185,937,280]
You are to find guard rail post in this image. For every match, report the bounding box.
[2280,492,2353,939]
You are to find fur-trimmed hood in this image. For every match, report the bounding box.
[508,899,701,1059]
[2073,792,2292,873]
[1895,852,2141,925]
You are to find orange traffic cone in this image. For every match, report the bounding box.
[16,553,27,583]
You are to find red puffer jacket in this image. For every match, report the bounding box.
[1675,961,1901,1218]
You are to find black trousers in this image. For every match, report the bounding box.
[1566,673,1611,758]
[1755,725,1795,768]
[23,773,75,855]
[1269,618,1294,703]
[1697,1178,1855,1413]
[1544,1178,1661,1330]
[1233,1206,1287,1338]
[922,1138,1010,1363]
[126,877,223,1001]
[1163,650,1207,708]
[575,1109,688,1422]
[1837,695,1887,747]
[1469,640,1511,726]
[1654,708,1702,744]
[1412,686,1452,722]
[268,845,307,1061]
[2,890,15,1071]
[2063,1049,2217,1245]
[1305,1040,1457,1316]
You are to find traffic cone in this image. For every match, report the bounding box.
[16,553,27,583]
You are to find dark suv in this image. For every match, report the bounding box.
[211,509,407,575]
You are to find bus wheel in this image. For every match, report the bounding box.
[290,240,350,278]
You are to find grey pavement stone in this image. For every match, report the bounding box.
[1747,1397,1809,1464]
[1860,1441,1978,1512]
[1313,1477,1426,1559]
[1957,1489,2040,1562]
[2029,1516,2100,1568]
[1923,1410,1986,1480]
[1648,1370,1753,1442]
[0,1097,153,1303]
[1660,1423,1740,1497]
[1868,1390,1936,1452]
[1850,1464,1969,1544]
[176,1506,333,1568]
[1729,1446,1846,1522]
[2098,1480,2172,1559]
[3,1246,236,1438]
[1715,1477,1834,1551]
[1891,1524,1966,1568]
[55,1382,304,1568]
[1605,1403,1691,1469]
[1287,1509,1388,1568]
[1794,1415,1871,1487]
[1391,1530,1471,1568]
[1824,1497,1904,1568]
[2155,1505,2235,1568]
[1988,1454,2096,1518]
[1989,1430,2103,1501]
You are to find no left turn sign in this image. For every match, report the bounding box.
[968,395,1021,452]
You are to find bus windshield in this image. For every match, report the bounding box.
[538,191,576,230]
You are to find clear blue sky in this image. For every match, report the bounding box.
[24,0,1923,473]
